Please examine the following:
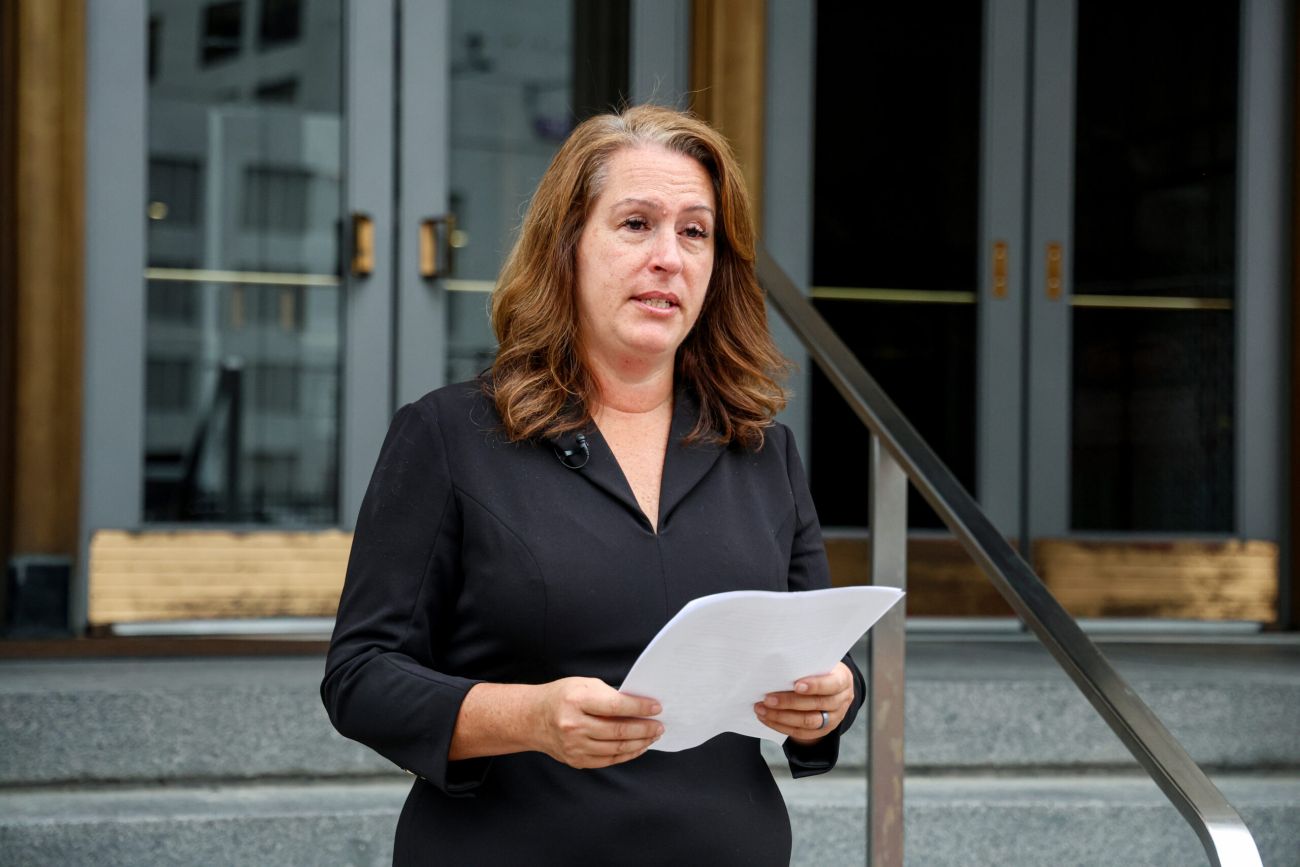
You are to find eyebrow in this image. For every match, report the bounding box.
[610,197,716,218]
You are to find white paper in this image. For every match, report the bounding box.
[619,586,904,752]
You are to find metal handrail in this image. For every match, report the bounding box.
[757,248,1263,867]
[172,359,244,521]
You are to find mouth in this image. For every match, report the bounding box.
[633,292,680,310]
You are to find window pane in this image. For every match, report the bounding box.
[1070,0,1238,531]
[444,0,629,383]
[201,1,243,67]
[810,2,982,528]
[144,0,343,525]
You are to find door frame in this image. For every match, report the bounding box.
[81,0,150,631]
[1023,0,1075,541]
[978,0,1032,539]
[1235,0,1290,544]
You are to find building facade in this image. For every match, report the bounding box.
[1,0,1297,637]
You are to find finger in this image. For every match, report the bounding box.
[585,687,662,719]
[756,710,846,742]
[755,706,833,731]
[792,668,852,697]
[763,684,854,712]
[582,733,661,757]
[761,691,826,712]
[587,716,665,742]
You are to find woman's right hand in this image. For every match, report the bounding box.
[529,677,664,769]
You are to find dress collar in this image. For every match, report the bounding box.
[548,385,726,533]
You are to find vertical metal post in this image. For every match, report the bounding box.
[868,435,908,866]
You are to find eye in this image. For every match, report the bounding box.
[682,225,710,240]
[622,216,650,231]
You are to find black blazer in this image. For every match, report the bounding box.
[322,380,864,865]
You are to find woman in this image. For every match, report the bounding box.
[322,104,864,865]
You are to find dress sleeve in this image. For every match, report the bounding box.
[779,425,868,778]
[320,400,490,796]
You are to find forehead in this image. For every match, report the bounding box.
[594,145,715,208]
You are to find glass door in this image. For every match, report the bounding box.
[1018,0,1290,622]
[809,2,987,529]
[139,0,397,531]
[444,0,591,385]
[91,0,659,536]
[807,0,1287,618]
[145,0,345,525]
[80,0,676,628]
[1025,0,1287,544]
[396,0,640,406]
[808,0,1028,536]
[80,0,400,561]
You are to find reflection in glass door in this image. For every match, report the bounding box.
[143,0,345,525]
[437,0,631,387]
[443,0,584,383]
[140,0,642,528]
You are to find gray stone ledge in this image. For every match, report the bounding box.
[2,775,1295,867]
[777,774,1300,867]
[3,640,1297,785]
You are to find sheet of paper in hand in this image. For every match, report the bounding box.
[619,586,904,752]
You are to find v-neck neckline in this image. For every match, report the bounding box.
[555,387,727,535]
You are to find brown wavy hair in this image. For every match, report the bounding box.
[487,104,788,450]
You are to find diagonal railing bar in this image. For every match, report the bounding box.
[757,248,1263,867]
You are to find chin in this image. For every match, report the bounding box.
[618,329,686,360]
[621,344,680,364]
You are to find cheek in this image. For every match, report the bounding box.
[575,251,609,317]
[684,287,709,332]
[590,249,643,302]
[691,255,714,306]
[697,247,715,281]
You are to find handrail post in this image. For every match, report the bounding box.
[868,435,908,866]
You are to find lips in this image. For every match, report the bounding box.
[633,292,680,310]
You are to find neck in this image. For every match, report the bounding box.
[587,354,674,415]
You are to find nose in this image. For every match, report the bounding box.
[649,227,683,275]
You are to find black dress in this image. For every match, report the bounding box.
[321,381,865,866]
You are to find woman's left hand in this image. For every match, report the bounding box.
[753,661,855,744]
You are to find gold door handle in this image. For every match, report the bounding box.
[992,240,1008,299]
[420,214,456,279]
[350,212,374,277]
[1045,241,1063,301]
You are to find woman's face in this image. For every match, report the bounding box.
[575,145,716,374]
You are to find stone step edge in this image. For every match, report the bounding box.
[2,772,1295,824]
[4,776,1295,867]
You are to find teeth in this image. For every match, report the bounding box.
[641,298,672,308]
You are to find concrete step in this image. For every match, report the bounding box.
[780,773,1300,867]
[0,779,405,867]
[801,636,1300,773]
[1,773,1295,867]
[0,657,391,785]
[2,638,1295,785]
